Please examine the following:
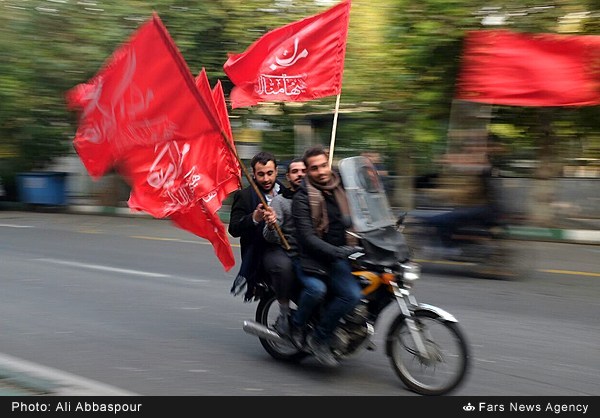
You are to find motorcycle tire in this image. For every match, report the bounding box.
[255,294,309,363]
[472,233,533,281]
[386,309,470,396]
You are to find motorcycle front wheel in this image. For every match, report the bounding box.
[255,294,308,363]
[386,310,470,395]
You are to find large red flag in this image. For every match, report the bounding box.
[167,70,241,271]
[66,13,223,178]
[223,0,351,109]
[455,29,600,107]
[170,207,235,271]
[67,14,240,271]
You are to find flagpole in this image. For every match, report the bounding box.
[181,74,290,249]
[328,93,342,168]
[151,18,289,251]
[219,130,291,251]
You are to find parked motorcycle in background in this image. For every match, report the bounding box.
[242,156,471,396]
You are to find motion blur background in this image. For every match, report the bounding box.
[0,0,598,228]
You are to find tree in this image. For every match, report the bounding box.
[1,0,597,214]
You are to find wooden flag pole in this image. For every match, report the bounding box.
[188,73,289,250]
[220,130,291,251]
[328,93,342,168]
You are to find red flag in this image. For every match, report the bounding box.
[209,79,242,214]
[455,29,600,107]
[66,13,222,178]
[223,0,351,108]
[193,69,242,215]
[117,69,241,270]
[119,133,238,271]
[170,207,235,272]
[212,80,234,148]
[67,14,240,271]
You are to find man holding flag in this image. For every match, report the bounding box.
[228,151,285,302]
[222,1,356,364]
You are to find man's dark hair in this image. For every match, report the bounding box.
[286,157,304,174]
[302,145,328,167]
[250,151,277,171]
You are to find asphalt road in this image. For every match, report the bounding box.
[1,211,598,396]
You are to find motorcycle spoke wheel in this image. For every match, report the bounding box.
[387,310,469,395]
[256,296,307,363]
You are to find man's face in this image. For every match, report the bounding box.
[306,154,331,185]
[286,161,306,189]
[253,160,277,193]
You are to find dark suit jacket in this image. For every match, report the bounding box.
[228,185,265,257]
[228,182,284,300]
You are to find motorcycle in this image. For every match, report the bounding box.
[399,208,528,280]
[242,156,470,396]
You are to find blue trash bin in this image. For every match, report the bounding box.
[16,172,68,206]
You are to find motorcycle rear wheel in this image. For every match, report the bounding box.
[256,294,308,363]
[386,310,470,395]
[472,235,532,280]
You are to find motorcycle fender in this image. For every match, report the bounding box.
[384,304,458,358]
[417,303,458,323]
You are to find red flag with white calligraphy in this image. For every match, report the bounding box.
[166,70,241,271]
[223,0,351,109]
[455,29,600,107]
[66,13,222,178]
[66,14,240,271]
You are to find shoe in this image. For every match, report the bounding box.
[306,333,338,367]
[288,322,306,349]
[274,313,290,337]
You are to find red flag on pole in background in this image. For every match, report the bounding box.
[223,0,351,109]
[66,14,241,271]
[455,29,600,107]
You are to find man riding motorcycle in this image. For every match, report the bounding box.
[289,145,363,367]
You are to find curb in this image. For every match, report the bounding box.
[507,225,600,245]
[67,204,152,218]
[66,204,232,224]
[0,353,137,396]
[2,202,598,244]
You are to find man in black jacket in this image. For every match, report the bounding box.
[262,158,306,336]
[290,145,362,366]
[228,151,282,301]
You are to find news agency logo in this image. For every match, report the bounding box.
[463,403,476,412]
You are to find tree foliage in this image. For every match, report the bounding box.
[0,0,598,198]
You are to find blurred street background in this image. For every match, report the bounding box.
[0,0,598,231]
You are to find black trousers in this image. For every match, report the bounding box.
[263,245,296,302]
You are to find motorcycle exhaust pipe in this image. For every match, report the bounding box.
[243,320,294,347]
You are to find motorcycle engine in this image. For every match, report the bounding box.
[330,301,371,355]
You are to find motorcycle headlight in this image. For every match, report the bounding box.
[400,262,421,282]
